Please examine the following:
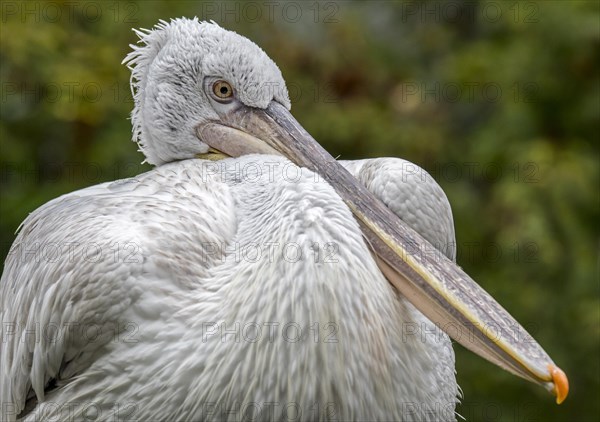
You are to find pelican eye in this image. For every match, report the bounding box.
[212,80,233,100]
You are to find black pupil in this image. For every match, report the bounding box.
[220,86,228,95]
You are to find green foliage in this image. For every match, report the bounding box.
[1,1,598,420]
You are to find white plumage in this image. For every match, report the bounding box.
[2,152,458,420]
[1,17,567,422]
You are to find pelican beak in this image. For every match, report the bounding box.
[196,100,569,404]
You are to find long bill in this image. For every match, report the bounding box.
[196,100,568,404]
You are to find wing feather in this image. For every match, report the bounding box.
[0,160,236,420]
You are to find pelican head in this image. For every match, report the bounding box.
[125,18,290,165]
[124,17,568,404]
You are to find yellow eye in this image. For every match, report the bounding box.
[212,80,233,100]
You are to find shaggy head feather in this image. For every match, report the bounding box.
[123,18,290,165]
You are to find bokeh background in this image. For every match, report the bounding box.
[1,1,598,420]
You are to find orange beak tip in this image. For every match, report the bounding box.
[548,364,569,404]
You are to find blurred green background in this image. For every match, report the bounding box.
[1,1,598,420]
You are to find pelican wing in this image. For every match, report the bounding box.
[0,160,236,419]
[340,158,456,261]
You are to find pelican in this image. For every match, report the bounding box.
[1,18,568,421]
